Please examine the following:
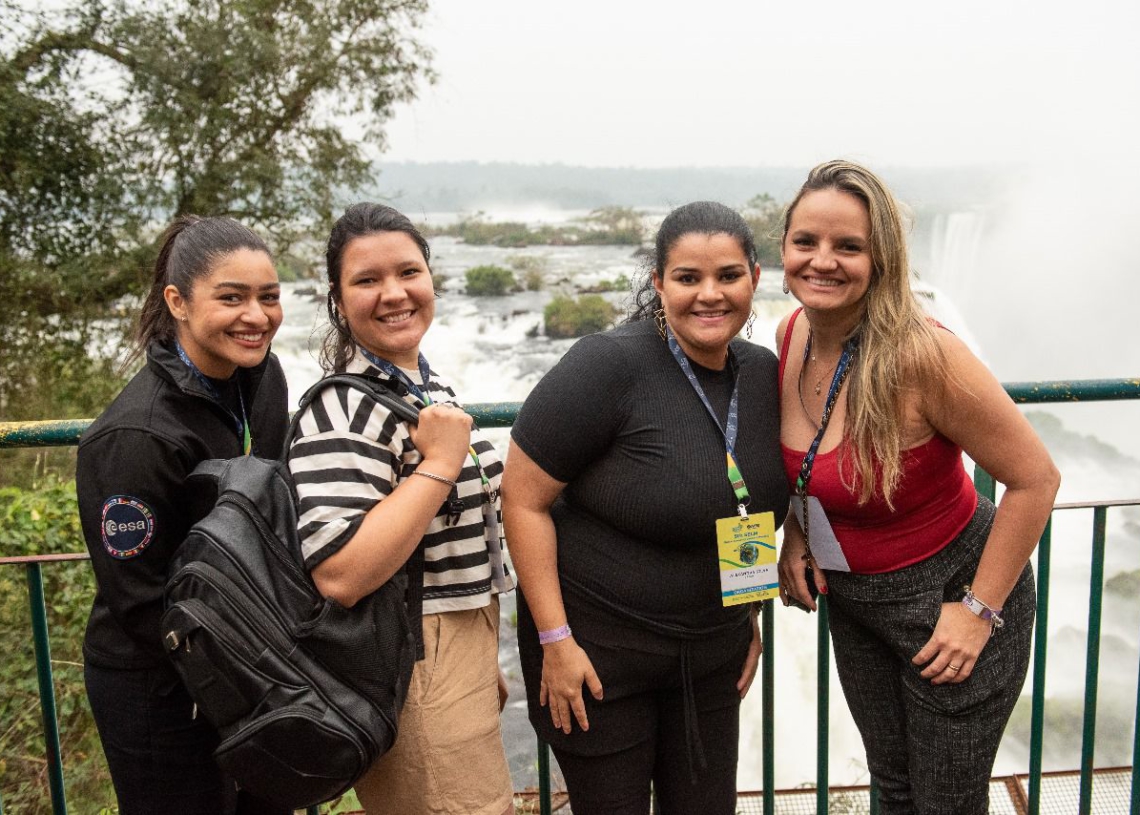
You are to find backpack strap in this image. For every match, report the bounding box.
[286,373,428,659]
[285,373,420,451]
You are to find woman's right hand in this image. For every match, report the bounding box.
[778,514,827,612]
[539,637,604,734]
[409,403,472,476]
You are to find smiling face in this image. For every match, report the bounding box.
[781,188,874,326]
[653,231,760,369]
[164,247,282,379]
[336,231,434,368]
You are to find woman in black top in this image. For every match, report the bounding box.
[76,216,289,814]
[502,202,788,815]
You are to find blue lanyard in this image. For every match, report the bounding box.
[357,345,496,505]
[795,334,858,496]
[358,347,435,406]
[664,326,750,515]
[174,341,250,454]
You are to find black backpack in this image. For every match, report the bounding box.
[161,374,423,809]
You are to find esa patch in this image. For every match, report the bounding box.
[100,496,156,559]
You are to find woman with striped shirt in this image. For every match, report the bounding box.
[286,203,515,815]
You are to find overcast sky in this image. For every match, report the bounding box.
[381,0,1140,169]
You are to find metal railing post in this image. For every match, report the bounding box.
[973,467,996,503]
[869,778,880,814]
[1132,627,1140,814]
[1079,506,1108,814]
[538,737,552,815]
[762,600,775,815]
[817,596,830,815]
[26,563,68,814]
[1028,519,1052,815]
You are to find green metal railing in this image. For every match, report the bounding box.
[2,378,1139,815]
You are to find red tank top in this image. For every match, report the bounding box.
[778,309,978,574]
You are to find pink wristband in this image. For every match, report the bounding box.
[538,624,572,645]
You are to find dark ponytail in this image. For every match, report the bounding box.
[126,215,271,367]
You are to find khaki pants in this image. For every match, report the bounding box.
[355,598,513,815]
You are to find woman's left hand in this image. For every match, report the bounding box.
[912,601,993,684]
[736,605,763,698]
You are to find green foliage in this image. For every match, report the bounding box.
[0,254,132,485]
[0,0,433,436]
[543,295,617,339]
[508,255,546,291]
[427,209,645,248]
[582,273,630,294]
[465,265,516,297]
[740,193,785,267]
[4,0,434,242]
[0,478,115,811]
[573,206,645,245]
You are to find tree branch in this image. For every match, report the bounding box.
[10,29,136,77]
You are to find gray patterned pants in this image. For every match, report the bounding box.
[825,497,1035,815]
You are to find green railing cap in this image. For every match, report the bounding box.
[4,378,1140,449]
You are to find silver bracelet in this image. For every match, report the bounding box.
[961,586,1004,632]
[412,470,457,488]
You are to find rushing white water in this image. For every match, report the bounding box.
[271,228,1140,792]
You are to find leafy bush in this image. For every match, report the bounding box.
[0,478,115,811]
[509,256,546,291]
[465,265,516,297]
[543,295,617,339]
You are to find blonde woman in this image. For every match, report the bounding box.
[776,160,1059,815]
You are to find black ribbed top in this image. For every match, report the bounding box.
[511,320,788,635]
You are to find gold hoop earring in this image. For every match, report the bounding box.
[653,307,667,341]
[745,309,756,339]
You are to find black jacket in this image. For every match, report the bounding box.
[77,341,288,669]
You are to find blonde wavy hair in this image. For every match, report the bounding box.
[783,160,947,508]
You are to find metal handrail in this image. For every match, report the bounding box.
[3,377,1140,814]
[3,377,1138,450]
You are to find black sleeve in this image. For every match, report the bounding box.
[510,332,634,483]
[250,353,289,458]
[76,428,194,660]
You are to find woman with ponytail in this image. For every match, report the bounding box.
[775,160,1059,814]
[76,216,289,814]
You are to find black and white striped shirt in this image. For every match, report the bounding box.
[287,351,512,614]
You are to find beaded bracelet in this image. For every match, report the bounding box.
[538,624,572,645]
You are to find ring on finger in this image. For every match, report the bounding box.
[948,664,961,672]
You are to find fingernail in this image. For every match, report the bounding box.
[820,585,828,595]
